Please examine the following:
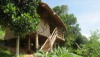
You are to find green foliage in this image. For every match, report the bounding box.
[0,26,5,40]
[0,0,41,36]
[53,5,68,15]
[53,5,87,49]
[0,30,5,40]
[34,47,82,57]
[0,1,41,57]
[0,45,24,57]
[51,47,75,57]
[53,3,100,57]
[76,30,100,57]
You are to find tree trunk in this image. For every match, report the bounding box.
[36,33,39,50]
[16,36,20,57]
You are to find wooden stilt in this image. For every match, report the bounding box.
[36,33,39,50]
[28,37,31,52]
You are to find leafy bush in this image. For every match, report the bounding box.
[34,47,82,57]
[0,30,5,40]
[0,46,24,57]
[0,45,14,57]
[76,30,100,57]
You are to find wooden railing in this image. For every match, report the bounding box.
[39,27,57,52]
[56,28,65,41]
[49,27,57,48]
[39,27,64,52]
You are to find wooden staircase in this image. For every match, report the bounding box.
[40,27,58,52]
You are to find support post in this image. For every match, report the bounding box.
[36,33,39,50]
[28,37,31,52]
[16,36,20,57]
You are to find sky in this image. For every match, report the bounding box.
[42,0,100,38]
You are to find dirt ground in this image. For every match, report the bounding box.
[24,54,34,57]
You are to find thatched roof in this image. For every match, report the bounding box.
[37,2,66,29]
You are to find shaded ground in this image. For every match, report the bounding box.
[0,45,15,57]
[0,45,34,57]
[0,46,33,57]
[0,40,82,57]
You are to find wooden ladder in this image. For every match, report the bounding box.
[39,27,58,52]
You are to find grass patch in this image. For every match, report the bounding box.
[0,30,5,40]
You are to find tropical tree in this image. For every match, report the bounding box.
[76,30,100,57]
[0,0,41,57]
[53,5,87,49]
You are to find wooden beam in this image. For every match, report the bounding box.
[28,37,31,51]
[36,33,39,50]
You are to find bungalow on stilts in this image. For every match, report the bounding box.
[4,2,66,53]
